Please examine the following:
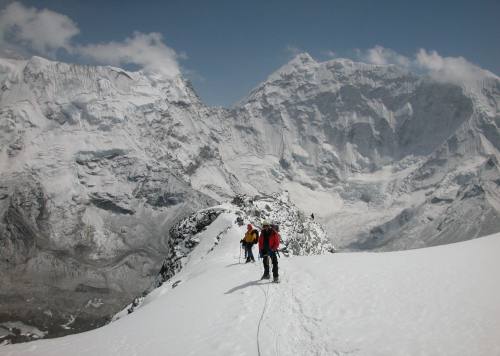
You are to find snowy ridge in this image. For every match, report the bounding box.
[118,194,333,318]
[3,213,500,355]
[119,206,226,317]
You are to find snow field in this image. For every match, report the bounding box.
[2,212,500,355]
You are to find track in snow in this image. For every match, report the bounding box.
[256,281,270,356]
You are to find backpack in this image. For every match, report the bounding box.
[251,229,259,243]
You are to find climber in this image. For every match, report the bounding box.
[241,224,259,263]
[259,221,280,282]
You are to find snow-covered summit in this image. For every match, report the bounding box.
[1,55,198,106]
[266,52,317,80]
[245,53,416,105]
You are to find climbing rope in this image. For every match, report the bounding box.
[257,280,270,356]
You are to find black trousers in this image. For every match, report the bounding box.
[262,253,278,277]
[244,243,255,261]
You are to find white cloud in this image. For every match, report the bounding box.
[77,32,181,77]
[285,45,302,56]
[415,49,496,86]
[358,46,497,87]
[322,50,337,58]
[0,1,79,56]
[0,2,494,85]
[0,2,181,77]
[364,45,411,67]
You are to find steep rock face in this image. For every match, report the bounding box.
[0,57,221,341]
[229,54,476,183]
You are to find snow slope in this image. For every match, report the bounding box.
[3,211,499,356]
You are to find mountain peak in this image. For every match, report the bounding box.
[288,52,316,66]
[24,55,54,71]
[263,52,317,84]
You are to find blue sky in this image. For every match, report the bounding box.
[1,0,498,106]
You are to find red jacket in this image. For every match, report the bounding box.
[258,229,280,251]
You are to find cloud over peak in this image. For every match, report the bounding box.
[365,45,411,68]
[0,1,79,55]
[1,2,496,85]
[354,45,498,88]
[78,32,181,77]
[415,49,496,86]
[0,2,181,77]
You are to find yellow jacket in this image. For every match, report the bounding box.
[243,230,258,244]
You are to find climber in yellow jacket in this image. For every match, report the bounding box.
[241,224,259,263]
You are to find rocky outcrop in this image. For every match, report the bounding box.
[232,193,335,255]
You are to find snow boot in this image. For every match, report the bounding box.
[273,276,280,283]
[261,273,270,280]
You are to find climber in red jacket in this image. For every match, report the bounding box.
[258,221,280,282]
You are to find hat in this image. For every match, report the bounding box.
[262,220,270,226]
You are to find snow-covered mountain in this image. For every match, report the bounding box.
[0,56,225,339]
[2,211,500,355]
[0,53,499,340]
[229,53,500,250]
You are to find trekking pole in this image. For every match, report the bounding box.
[239,244,242,264]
